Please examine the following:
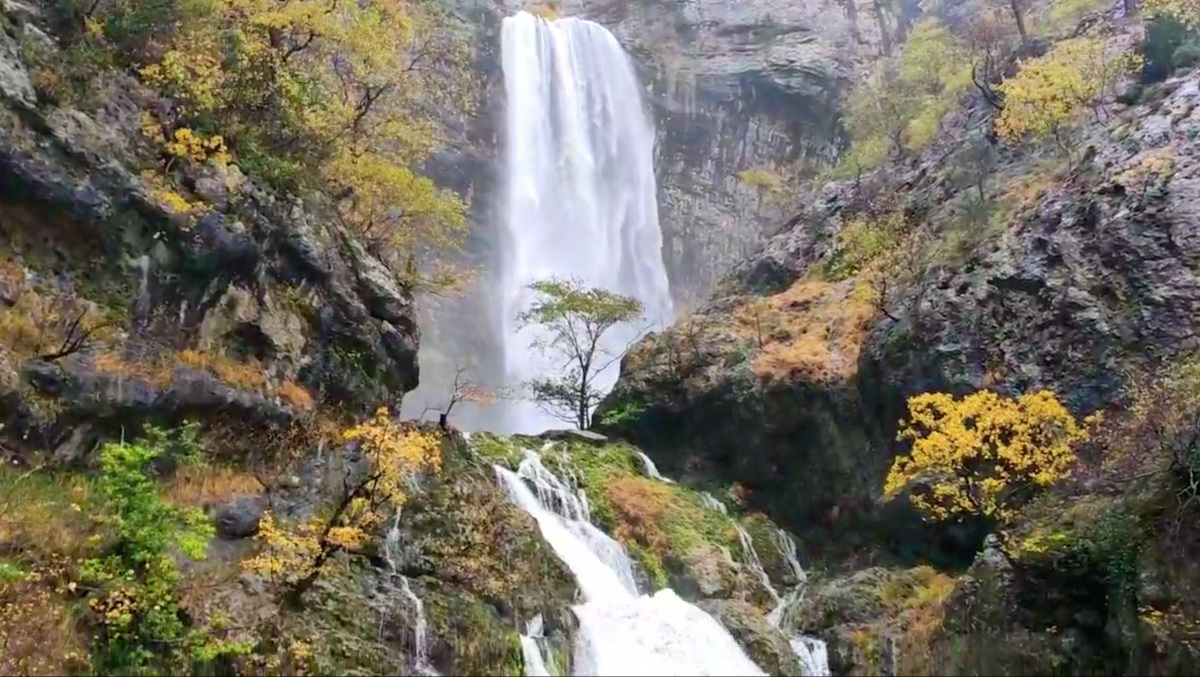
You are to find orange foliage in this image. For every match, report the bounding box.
[606,477,673,556]
[178,349,267,391]
[93,348,269,393]
[278,380,315,412]
[734,278,876,383]
[163,464,262,507]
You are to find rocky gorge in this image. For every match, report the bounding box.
[1,0,1200,673]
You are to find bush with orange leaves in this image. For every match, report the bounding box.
[884,390,1097,523]
[244,407,440,603]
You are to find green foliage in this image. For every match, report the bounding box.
[0,560,24,584]
[596,399,648,429]
[517,277,645,428]
[824,212,906,281]
[1016,498,1144,598]
[837,18,972,172]
[1142,15,1200,83]
[81,423,215,674]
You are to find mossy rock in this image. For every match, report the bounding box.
[396,447,577,641]
[699,598,798,676]
[420,580,526,676]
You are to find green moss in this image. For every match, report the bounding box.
[422,582,525,675]
[539,441,741,578]
[627,541,669,591]
[470,433,525,467]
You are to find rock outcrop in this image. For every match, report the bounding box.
[600,57,1200,566]
[0,8,422,456]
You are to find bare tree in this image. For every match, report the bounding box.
[420,363,499,430]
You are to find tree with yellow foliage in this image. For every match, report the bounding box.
[884,390,1094,523]
[244,407,441,604]
[77,0,472,285]
[995,38,1142,158]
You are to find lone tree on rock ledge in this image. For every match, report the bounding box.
[517,277,645,429]
[884,389,1096,523]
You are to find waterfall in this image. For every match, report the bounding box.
[521,614,558,677]
[499,11,674,434]
[636,451,674,484]
[698,494,831,676]
[734,523,782,608]
[699,492,727,515]
[494,452,766,676]
[792,637,831,677]
[384,511,436,676]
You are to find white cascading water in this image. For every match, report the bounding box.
[384,512,437,676]
[636,451,675,484]
[521,614,558,677]
[499,11,674,434]
[697,496,831,676]
[494,451,766,676]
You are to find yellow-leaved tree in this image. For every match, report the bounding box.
[77,0,473,285]
[245,407,441,604]
[995,38,1142,157]
[884,390,1094,522]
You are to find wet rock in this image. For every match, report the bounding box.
[699,598,798,676]
[214,495,265,540]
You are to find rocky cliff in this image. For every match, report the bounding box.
[598,4,1200,673]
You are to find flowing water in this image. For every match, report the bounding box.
[636,451,675,484]
[494,451,766,676]
[499,11,674,434]
[697,494,831,676]
[384,512,436,676]
[521,614,558,677]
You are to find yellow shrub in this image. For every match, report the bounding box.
[1144,0,1200,27]
[884,390,1095,522]
[996,38,1142,148]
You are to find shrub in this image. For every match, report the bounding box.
[995,38,1142,156]
[244,408,441,603]
[884,390,1096,523]
[80,424,215,673]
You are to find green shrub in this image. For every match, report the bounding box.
[81,423,214,674]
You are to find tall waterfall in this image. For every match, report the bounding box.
[499,11,674,434]
[494,452,766,676]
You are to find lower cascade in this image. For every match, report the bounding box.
[493,451,767,676]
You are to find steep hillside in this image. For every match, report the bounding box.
[600,1,1200,673]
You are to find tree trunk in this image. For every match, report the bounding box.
[1009,0,1029,43]
[873,0,893,56]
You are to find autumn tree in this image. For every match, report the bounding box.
[517,277,645,429]
[75,0,473,285]
[839,18,972,171]
[995,38,1142,158]
[245,407,440,604]
[962,6,1021,110]
[884,390,1094,523]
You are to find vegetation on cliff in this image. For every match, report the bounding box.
[603,0,1200,672]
